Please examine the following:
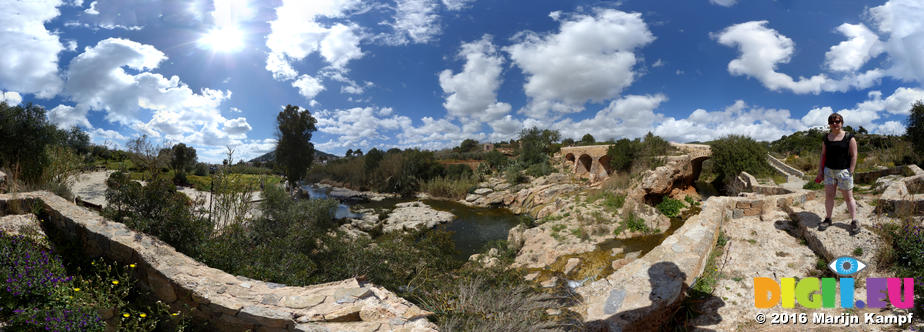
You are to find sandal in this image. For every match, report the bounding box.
[819,217,832,231]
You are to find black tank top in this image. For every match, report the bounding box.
[823,132,853,170]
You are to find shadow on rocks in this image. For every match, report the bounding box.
[584,262,725,332]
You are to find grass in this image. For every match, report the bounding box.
[420,176,479,200]
[852,247,863,256]
[691,231,728,295]
[614,211,649,235]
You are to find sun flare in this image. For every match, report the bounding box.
[199,26,245,53]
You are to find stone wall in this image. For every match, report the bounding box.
[573,191,813,331]
[0,191,437,332]
[766,154,804,178]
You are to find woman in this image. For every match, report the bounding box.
[814,113,859,235]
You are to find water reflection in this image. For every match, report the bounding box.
[300,184,362,219]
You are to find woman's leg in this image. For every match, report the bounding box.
[841,189,856,221]
[824,184,836,218]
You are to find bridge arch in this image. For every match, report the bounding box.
[578,154,593,174]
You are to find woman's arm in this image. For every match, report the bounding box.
[849,137,858,174]
[816,143,826,182]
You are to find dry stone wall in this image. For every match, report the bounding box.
[0,191,437,332]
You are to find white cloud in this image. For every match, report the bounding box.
[0,91,23,105]
[315,106,412,148]
[264,0,363,80]
[84,1,99,14]
[223,117,252,135]
[709,0,737,7]
[555,94,666,141]
[878,121,906,135]
[439,35,512,132]
[0,0,65,98]
[48,104,92,129]
[715,21,883,94]
[802,87,924,134]
[63,38,250,148]
[229,106,242,113]
[825,23,883,73]
[398,116,468,148]
[386,0,440,45]
[868,0,924,84]
[292,74,325,99]
[442,0,474,11]
[506,9,655,119]
[652,59,664,68]
[652,100,806,143]
[88,128,127,146]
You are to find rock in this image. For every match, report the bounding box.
[382,201,455,233]
[540,276,559,288]
[473,188,493,195]
[495,183,511,191]
[524,272,540,281]
[872,175,902,194]
[465,194,479,202]
[506,224,527,251]
[563,258,581,275]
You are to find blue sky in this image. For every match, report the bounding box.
[2,0,923,162]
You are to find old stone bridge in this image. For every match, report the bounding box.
[559,143,711,182]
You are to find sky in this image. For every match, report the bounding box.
[2,0,923,163]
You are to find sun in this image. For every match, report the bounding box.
[199,26,245,53]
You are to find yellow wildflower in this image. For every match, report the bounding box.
[139,313,147,318]
[74,287,81,292]
[129,264,136,268]
[123,313,130,318]
[112,280,119,285]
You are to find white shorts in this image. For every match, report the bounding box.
[823,167,853,191]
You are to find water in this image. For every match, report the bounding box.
[300,184,362,219]
[303,184,521,258]
[423,199,521,259]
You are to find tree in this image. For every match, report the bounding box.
[275,105,317,183]
[127,135,167,180]
[580,133,595,145]
[607,138,640,172]
[353,149,363,157]
[561,138,575,147]
[0,102,59,183]
[458,139,479,153]
[346,149,353,157]
[908,101,924,157]
[857,126,868,135]
[170,143,197,173]
[709,135,772,184]
[364,148,384,174]
[517,127,560,166]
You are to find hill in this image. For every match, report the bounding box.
[249,149,339,163]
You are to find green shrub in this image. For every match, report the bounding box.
[802,181,824,190]
[194,162,209,176]
[504,166,527,184]
[445,164,474,179]
[525,161,554,177]
[420,176,478,200]
[607,138,640,172]
[709,135,772,184]
[102,171,212,257]
[656,197,685,218]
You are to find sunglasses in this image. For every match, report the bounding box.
[828,120,842,124]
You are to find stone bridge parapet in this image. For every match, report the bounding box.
[560,143,711,182]
[0,191,437,332]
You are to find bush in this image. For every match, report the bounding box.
[607,138,640,172]
[172,171,190,186]
[103,172,212,256]
[194,162,209,176]
[484,150,508,171]
[445,164,474,180]
[709,135,772,184]
[656,197,685,218]
[525,161,554,178]
[420,176,478,200]
[504,166,527,184]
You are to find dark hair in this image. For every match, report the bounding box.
[827,113,843,124]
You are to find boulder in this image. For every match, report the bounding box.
[473,188,493,195]
[382,201,455,233]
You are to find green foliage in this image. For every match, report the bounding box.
[770,128,826,156]
[908,101,924,158]
[525,161,554,178]
[561,138,575,146]
[41,145,83,200]
[656,197,685,218]
[0,103,65,183]
[607,138,640,172]
[364,148,385,174]
[615,211,648,234]
[103,171,212,257]
[193,162,209,176]
[275,104,317,182]
[170,143,197,173]
[420,176,478,200]
[516,127,559,166]
[483,150,508,171]
[802,181,824,190]
[709,135,772,184]
[691,231,728,295]
[445,164,474,180]
[504,165,527,184]
[456,138,480,153]
[580,133,595,145]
